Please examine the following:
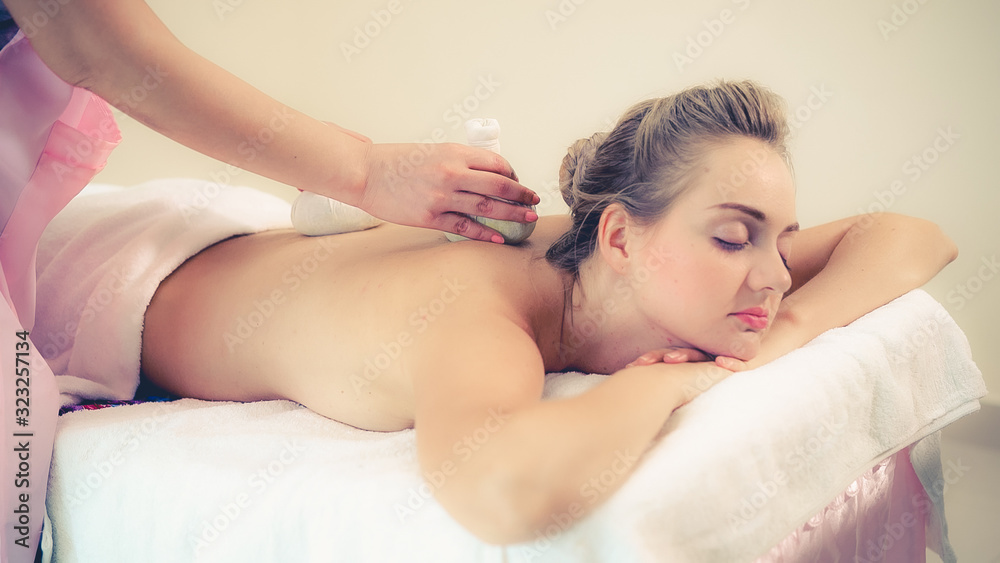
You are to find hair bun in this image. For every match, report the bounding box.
[559,131,608,208]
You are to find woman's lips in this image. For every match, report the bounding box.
[731,308,769,330]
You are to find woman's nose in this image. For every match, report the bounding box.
[748,248,792,294]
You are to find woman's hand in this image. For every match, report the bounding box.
[357,142,540,243]
[623,349,743,409]
[626,347,752,373]
[619,358,737,410]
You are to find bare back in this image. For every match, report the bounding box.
[140,216,571,431]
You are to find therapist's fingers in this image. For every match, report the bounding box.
[443,213,505,244]
[358,142,541,242]
[450,190,540,224]
[464,148,539,206]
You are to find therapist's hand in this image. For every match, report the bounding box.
[358,142,539,243]
[4,0,537,244]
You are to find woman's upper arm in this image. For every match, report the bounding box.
[785,213,956,296]
[754,213,956,367]
[407,310,545,523]
[785,216,859,295]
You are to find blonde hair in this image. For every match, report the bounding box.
[546,80,790,276]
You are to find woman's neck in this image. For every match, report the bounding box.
[532,257,674,375]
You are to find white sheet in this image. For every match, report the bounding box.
[44,290,985,563]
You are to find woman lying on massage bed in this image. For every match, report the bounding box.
[139,80,957,544]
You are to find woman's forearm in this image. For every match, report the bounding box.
[11,0,370,202]
[752,213,957,368]
[442,362,725,544]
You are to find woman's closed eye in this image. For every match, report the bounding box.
[714,236,792,272]
[712,222,751,252]
[713,237,749,252]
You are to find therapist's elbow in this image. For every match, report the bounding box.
[11,3,137,93]
[7,9,85,87]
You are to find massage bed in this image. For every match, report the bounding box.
[34,181,986,562]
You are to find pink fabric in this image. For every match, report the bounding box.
[0,34,120,328]
[0,31,120,563]
[755,448,929,563]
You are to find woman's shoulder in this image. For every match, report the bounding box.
[431,215,568,281]
[372,216,567,331]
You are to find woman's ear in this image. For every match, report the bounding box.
[596,203,633,275]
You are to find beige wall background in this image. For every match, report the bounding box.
[93,1,999,407]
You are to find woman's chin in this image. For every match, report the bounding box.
[706,336,760,361]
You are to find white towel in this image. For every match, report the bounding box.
[529,289,982,563]
[33,179,292,405]
[43,289,985,563]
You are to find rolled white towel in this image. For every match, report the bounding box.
[290,191,382,236]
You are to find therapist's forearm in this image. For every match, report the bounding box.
[9,0,369,202]
[104,39,372,202]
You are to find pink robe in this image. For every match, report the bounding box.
[1,30,120,563]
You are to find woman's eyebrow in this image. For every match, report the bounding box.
[712,202,799,232]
